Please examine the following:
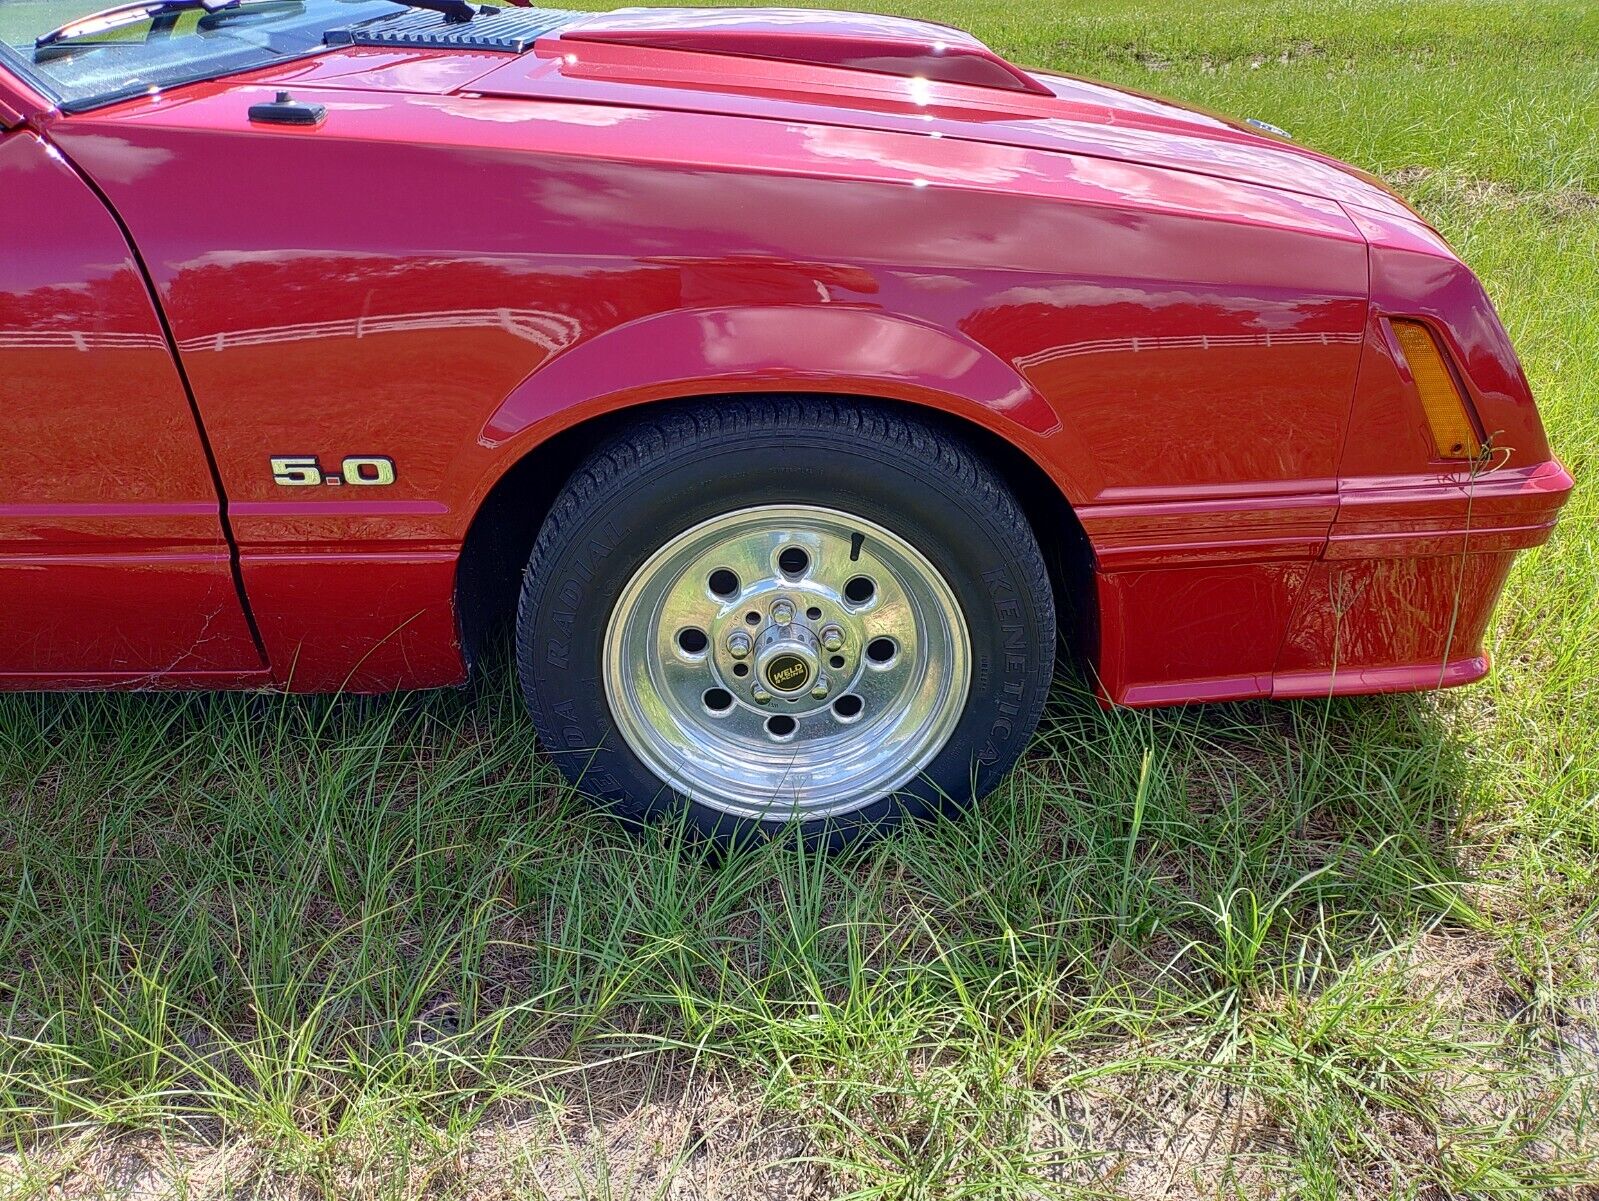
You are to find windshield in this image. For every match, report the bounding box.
[0,0,402,110]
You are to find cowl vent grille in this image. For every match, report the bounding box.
[325,6,579,53]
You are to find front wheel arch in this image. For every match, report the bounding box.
[454,392,1096,681]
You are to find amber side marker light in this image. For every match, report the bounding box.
[1389,318,1483,459]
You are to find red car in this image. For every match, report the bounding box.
[0,2,1573,844]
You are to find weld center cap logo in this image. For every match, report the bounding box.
[764,652,812,693]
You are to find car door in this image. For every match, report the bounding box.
[0,113,264,682]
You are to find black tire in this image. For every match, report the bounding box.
[515,398,1055,848]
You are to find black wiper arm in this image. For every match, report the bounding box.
[380,0,484,24]
[36,0,490,56]
[35,0,239,48]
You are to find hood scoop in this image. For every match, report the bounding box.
[555,6,1050,95]
[326,6,580,53]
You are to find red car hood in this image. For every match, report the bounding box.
[238,5,1416,222]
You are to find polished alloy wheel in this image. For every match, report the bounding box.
[602,504,971,820]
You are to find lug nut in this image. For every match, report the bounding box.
[752,686,772,704]
[727,632,751,659]
[821,625,844,651]
[810,675,830,700]
[771,599,795,625]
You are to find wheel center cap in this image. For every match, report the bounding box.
[762,650,813,694]
[753,619,820,696]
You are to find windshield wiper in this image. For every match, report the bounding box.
[371,0,485,24]
[35,0,240,49]
[36,0,487,50]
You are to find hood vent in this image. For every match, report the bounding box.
[555,7,1050,95]
[326,6,580,53]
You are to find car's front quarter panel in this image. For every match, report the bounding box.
[44,70,1379,692]
[1268,205,1572,699]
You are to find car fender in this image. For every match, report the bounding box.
[473,304,1097,508]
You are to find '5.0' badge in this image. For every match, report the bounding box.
[270,455,395,487]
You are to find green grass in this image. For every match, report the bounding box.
[3,1,1598,1197]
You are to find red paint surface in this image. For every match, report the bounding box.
[0,8,1572,701]
[0,130,264,681]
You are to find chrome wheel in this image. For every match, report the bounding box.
[603,504,971,821]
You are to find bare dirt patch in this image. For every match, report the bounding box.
[0,1074,833,1201]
